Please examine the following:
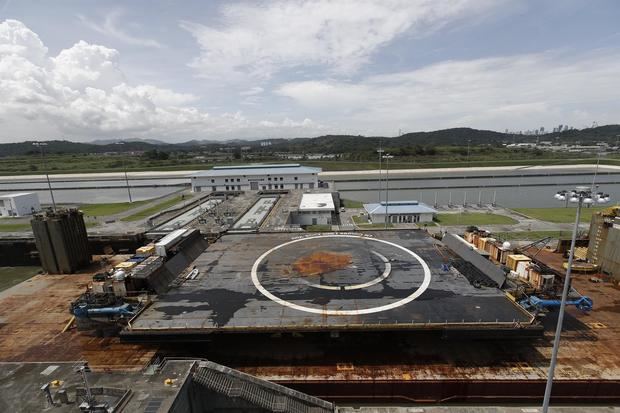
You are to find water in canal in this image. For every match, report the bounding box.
[1,171,618,208]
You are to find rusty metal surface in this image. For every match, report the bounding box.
[292,251,353,276]
[125,231,535,338]
[0,257,157,371]
[203,276,618,402]
[0,247,618,403]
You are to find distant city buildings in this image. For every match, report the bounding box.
[505,141,613,153]
[505,124,579,136]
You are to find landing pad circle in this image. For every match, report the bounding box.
[250,234,432,316]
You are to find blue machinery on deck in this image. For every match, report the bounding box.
[72,303,136,319]
[520,295,593,312]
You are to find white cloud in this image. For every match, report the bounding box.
[239,86,264,96]
[78,10,163,49]
[181,0,499,81]
[276,49,620,132]
[0,18,47,63]
[260,118,316,128]
[0,19,322,142]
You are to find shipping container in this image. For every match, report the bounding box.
[115,261,137,271]
[506,254,531,271]
[136,245,155,255]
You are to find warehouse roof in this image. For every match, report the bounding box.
[190,164,321,178]
[299,193,335,212]
[363,200,437,215]
[0,192,35,198]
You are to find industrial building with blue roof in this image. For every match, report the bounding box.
[363,200,437,224]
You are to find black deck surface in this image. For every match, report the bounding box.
[126,231,534,336]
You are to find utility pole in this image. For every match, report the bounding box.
[377,142,384,204]
[32,142,56,211]
[115,142,133,203]
[383,154,394,228]
[543,188,610,412]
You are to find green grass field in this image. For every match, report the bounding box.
[305,224,333,232]
[352,215,368,224]
[78,200,150,217]
[434,212,518,226]
[512,206,609,223]
[0,266,41,292]
[2,152,620,175]
[0,221,32,232]
[121,195,193,222]
[341,198,364,208]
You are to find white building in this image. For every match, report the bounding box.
[363,200,437,224]
[291,193,336,226]
[190,164,321,193]
[0,192,41,217]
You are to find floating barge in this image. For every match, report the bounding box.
[122,231,539,341]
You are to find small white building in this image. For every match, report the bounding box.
[190,164,321,193]
[0,192,41,217]
[363,200,436,224]
[291,193,336,226]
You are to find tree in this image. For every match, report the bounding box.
[142,149,169,160]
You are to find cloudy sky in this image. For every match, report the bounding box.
[1,0,619,143]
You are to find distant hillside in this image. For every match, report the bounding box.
[90,138,170,146]
[1,125,618,157]
[0,140,159,157]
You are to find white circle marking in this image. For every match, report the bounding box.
[250,234,431,316]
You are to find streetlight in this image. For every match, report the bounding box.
[32,142,56,211]
[115,142,133,203]
[382,154,394,228]
[377,145,384,204]
[543,186,610,413]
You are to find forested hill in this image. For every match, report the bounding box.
[1,125,618,157]
[0,140,161,157]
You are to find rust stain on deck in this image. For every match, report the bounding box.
[0,257,157,372]
[292,251,352,276]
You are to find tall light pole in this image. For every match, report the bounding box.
[32,142,56,211]
[115,142,133,203]
[543,187,610,413]
[383,154,394,228]
[377,144,384,204]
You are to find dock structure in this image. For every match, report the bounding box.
[123,230,537,340]
[1,230,619,404]
[231,196,279,231]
